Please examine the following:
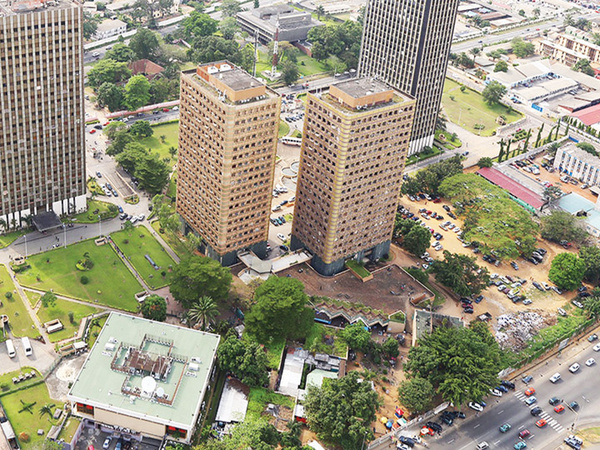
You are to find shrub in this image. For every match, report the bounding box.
[80,275,89,285]
[68,311,75,324]
[18,432,30,443]
[5,292,12,299]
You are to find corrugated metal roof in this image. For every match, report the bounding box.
[477,167,544,209]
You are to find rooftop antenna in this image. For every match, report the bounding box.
[271,14,280,78]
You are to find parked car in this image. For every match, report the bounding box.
[468,402,484,412]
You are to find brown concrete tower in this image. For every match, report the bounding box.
[177,61,281,265]
[291,78,415,276]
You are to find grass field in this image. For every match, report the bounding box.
[304,323,347,357]
[110,226,176,289]
[58,416,81,442]
[15,240,142,311]
[279,120,290,138]
[0,230,27,249]
[167,172,177,199]
[442,78,522,137]
[0,265,39,340]
[69,199,118,224]
[0,383,62,449]
[0,367,42,396]
[150,220,190,259]
[138,122,179,166]
[256,50,332,79]
[37,298,99,343]
[246,387,295,423]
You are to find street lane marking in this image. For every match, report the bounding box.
[447,439,455,444]
[474,424,481,429]
[494,440,501,445]
[497,410,504,415]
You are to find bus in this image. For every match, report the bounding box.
[280,136,302,146]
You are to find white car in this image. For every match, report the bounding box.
[489,388,502,397]
[277,233,286,241]
[103,438,111,449]
[594,343,600,352]
[569,363,580,373]
[468,402,484,412]
[550,372,561,383]
[586,358,595,366]
[523,299,532,305]
[454,227,461,233]
[434,245,443,251]
[423,264,429,270]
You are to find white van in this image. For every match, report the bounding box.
[21,337,32,356]
[5,339,16,358]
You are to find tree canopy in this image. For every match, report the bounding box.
[404,322,502,407]
[135,153,171,195]
[482,80,507,105]
[548,252,586,291]
[494,60,508,72]
[129,27,160,60]
[339,323,371,352]
[96,82,125,112]
[431,251,490,296]
[88,59,131,87]
[170,255,232,309]
[307,21,362,69]
[217,332,269,386]
[583,289,600,319]
[140,295,167,321]
[125,75,152,111]
[197,420,306,450]
[183,11,218,38]
[540,211,587,244]
[394,218,432,256]
[304,371,380,449]
[580,246,600,283]
[401,155,463,196]
[105,43,136,62]
[245,277,313,343]
[130,120,154,138]
[511,38,535,58]
[397,376,435,414]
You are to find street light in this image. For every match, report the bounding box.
[24,233,28,258]
[63,224,67,249]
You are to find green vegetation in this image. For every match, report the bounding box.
[435,130,462,149]
[439,173,539,259]
[87,315,108,348]
[69,199,118,223]
[36,298,99,343]
[15,240,142,311]
[137,122,180,166]
[406,146,444,165]
[58,416,81,442]
[0,367,42,396]
[218,332,269,386]
[246,387,295,423]
[442,78,522,136]
[345,259,371,278]
[304,322,347,357]
[151,220,189,258]
[0,265,38,339]
[111,226,176,289]
[278,120,290,138]
[263,337,285,370]
[167,172,177,199]
[0,230,27,249]
[0,383,62,449]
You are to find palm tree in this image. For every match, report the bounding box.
[0,218,6,234]
[39,403,55,418]
[316,5,325,20]
[186,296,219,331]
[10,218,17,230]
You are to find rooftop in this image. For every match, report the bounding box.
[572,102,600,126]
[557,192,600,231]
[413,310,464,341]
[477,167,544,209]
[557,143,600,166]
[0,0,77,15]
[96,18,126,32]
[332,78,391,99]
[68,312,220,428]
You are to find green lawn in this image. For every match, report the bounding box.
[58,416,81,442]
[36,298,99,343]
[304,323,347,357]
[442,78,523,136]
[279,120,290,138]
[0,367,42,396]
[256,50,332,79]
[0,265,39,340]
[110,226,176,289]
[246,387,295,423]
[345,260,371,278]
[24,291,39,308]
[406,146,444,166]
[150,220,190,259]
[0,230,27,249]
[167,172,177,200]
[15,240,142,311]
[68,199,118,224]
[138,122,179,166]
[0,383,62,449]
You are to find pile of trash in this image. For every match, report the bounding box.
[494,311,554,351]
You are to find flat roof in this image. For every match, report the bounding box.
[0,0,77,15]
[68,312,220,428]
[557,143,600,166]
[557,192,600,231]
[32,211,63,232]
[477,167,544,209]
[333,78,391,99]
[215,378,249,423]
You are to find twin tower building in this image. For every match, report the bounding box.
[177,0,460,276]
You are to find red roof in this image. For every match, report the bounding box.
[477,167,544,209]
[571,103,600,126]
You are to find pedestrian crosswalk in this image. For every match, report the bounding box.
[513,392,564,433]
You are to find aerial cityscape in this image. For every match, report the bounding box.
[1,0,600,449]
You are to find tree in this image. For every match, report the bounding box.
[135,153,171,195]
[104,43,135,62]
[533,7,540,18]
[124,75,152,111]
[316,5,325,20]
[115,142,147,173]
[494,60,508,73]
[394,218,432,256]
[405,322,502,407]
[543,185,563,203]
[186,296,219,330]
[540,211,587,244]
[382,336,399,358]
[96,82,125,112]
[149,78,179,104]
[129,120,154,138]
[549,253,586,291]
[477,157,493,168]
[83,12,100,39]
[219,17,240,40]
[87,59,131,87]
[217,332,269,386]
[482,80,507,105]
[221,0,243,18]
[401,155,464,196]
[431,251,490,296]
[254,0,259,8]
[170,255,232,308]
[245,277,313,343]
[339,323,371,352]
[583,289,600,319]
[183,11,218,38]
[456,52,475,68]
[511,38,535,58]
[397,377,435,414]
[280,60,300,85]
[140,295,167,321]
[188,35,241,64]
[576,142,598,156]
[573,58,595,76]
[38,403,55,418]
[129,27,160,60]
[304,371,380,449]
[106,130,135,156]
[580,246,600,283]
[41,291,57,308]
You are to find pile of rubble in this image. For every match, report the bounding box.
[494,311,555,351]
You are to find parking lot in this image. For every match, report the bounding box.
[73,425,161,450]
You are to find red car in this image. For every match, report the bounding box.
[554,404,565,413]
[89,129,96,134]
[162,108,170,112]
[433,198,441,203]
[525,388,535,396]
[536,419,547,428]
[519,429,530,439]
[103,121,110,126]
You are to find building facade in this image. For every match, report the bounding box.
[291,78,415,276]
[358,0,460,155]
[177,62,281,266]
[93,18,127,40]
[538,28,600,68]
[554,143,600,187]
[0,0,86,226]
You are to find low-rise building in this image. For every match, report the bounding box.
[93,18,127,40]
[412,310,464,346]
[557,192,600,238]
[554,142,600,186]
[68,312,220,444]
[538,27,600,67]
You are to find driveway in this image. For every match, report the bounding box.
[0,337,56,376]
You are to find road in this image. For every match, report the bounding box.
[424,337,600,450]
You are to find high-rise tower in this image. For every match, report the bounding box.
[291,78,415,276]
[177,61,281,266]
[0,0,86,224]
[358,0,460,155]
